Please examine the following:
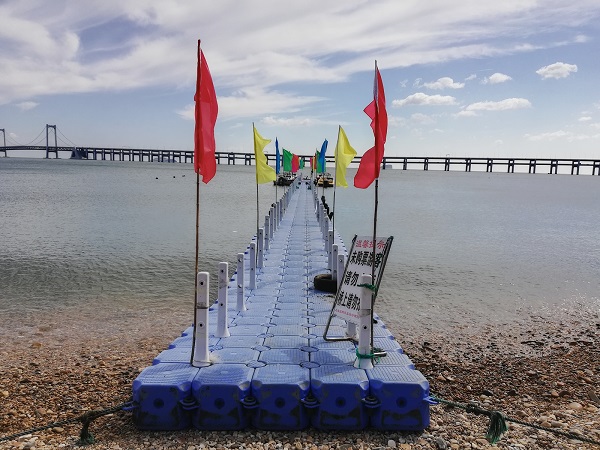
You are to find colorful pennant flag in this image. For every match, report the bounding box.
[194,41,218,183]
[335,126,357,187]
[275,138,281,174]
[292,154,299,173]
[354,62,387,189]
[283,149,293,172]
[318,139,328,173]
[253,125,276,184]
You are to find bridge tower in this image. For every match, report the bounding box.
[46,124,58,158]
[0,128,5,157]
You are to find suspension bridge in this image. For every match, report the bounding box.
[1,125,600,175]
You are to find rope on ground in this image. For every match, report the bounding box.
[431,394,600,446]
[0,400,135,446]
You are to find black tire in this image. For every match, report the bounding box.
[313,273,337,293]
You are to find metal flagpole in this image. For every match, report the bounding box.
[370,60,379,352]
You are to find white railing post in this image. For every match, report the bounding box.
[264,218,270,251]
[332,244,339,280]
[236,253,246,311]
[354,274,374,369]
[257,228,264,267]
[216,262,230,338]
[249,242,256,290]
[328,229,334,271]
[192,272,211,367]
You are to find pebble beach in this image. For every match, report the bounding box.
[1,305,598,450]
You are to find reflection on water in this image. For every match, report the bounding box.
[1,158,598,333]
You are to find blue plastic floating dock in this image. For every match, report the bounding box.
[132,179,432,431]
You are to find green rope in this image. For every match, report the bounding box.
[0,400,134,446]
[355,347,384,364]
[431,394,600,446]
[357,283,378,294]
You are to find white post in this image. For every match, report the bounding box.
[257,228,264,267]
[339,253,356,339]
[328,229,334,271]
[354,274,374,369]
[192,272,211,367]
[269,208,275,239]
[249,242,256,290]
[236,253,246,311]
[216,262,230,338]
[264,219,270,251]
[332,244,339,281]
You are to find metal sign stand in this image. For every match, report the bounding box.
[323,234,393,357]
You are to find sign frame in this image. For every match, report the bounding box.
[323,234,393,342]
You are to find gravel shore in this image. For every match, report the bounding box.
[1,305,598,450]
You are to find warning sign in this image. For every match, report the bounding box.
[332,235,393,325]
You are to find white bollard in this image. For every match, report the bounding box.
[332,244,339,280]
[354,274,374,369]
[236,252,246,311]
[264,219,270,251]
[328,229,334,271]
[249,242,256,290]
[192,272,211,367]
[257,228,264,268]
[216,262,230,338]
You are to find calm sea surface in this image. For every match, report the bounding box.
[1,158,598,334]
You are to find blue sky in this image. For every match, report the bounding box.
[1,1,600,160]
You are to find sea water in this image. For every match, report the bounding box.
[0,158,598,336]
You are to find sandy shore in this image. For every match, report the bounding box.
[1,305,598,450]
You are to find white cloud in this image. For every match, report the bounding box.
[526,130,570,141]
[536,62,578,79]
[525,130,600,141]
[15,101,39,111]
[411,113,436,124]
[423,77,464,90]
[177,87,324,121]
[465,98,532,111]
[465,74,477,81]
[578,116,592,122]
[455,110,478,117]
[481,73,512,84]
[393,93,458,107]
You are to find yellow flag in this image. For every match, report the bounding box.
[335,126,357,187]
[253,125,276,184]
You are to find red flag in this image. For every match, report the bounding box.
[354,63,387,189]
[292,154,299,173]
[194,40,218,183]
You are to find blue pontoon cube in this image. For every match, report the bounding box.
[132,363,200,430]
[366,366,430,431]
[251,364,310,430]
[192,364,254,430]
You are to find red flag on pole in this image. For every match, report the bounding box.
[354,63,387,189]
[194,40,218,183]
[292,153,299,173]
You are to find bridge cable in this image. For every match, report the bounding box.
[23,127,46,146]
[56,126,77,147]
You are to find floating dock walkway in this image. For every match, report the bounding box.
[132,179,432,431]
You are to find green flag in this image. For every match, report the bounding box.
[283,149,293,172]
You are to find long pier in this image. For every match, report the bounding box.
[2,145,600,175]
[132,179,432,431]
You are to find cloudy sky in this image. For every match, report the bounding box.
[1,0,599,159]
